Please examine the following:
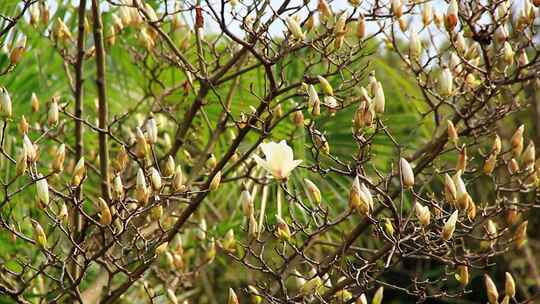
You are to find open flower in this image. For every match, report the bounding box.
[253,140,302,180]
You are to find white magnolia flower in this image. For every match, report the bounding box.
[253,140,302,180]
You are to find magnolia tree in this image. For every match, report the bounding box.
[0,0,539,303]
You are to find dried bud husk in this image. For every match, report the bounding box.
[172,165,185,192]
[415,203,431,226]
[511,125,524,157]
[149,167,162,191]
[456,265,469,287]
[48,97,59,126]
[400,158,414,189]
[442,210,458,241]
[97,197,112,225]
[72,157,86,187]
[209,171,222,191]
[485,274,499,304]
[0,87,12,119]
[304,178,321,204]
[506,205,519,225]
[447,120,458,145]
[32,220,47,248]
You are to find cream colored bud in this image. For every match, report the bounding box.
[357,293,368,304]
[206,154,217,170]
[241,190,253,217]
[0,87,12,118]
[400,158,414,189]
[36,177,49,208]
[149,167,162,191]
[504,272,515,298]
[58,202,68,223]
[136,168,149,205]
[113,145,128,173]
[97,197,112,225]
[447,120,458,145]
[23,134,37,162]
[398,17,408,32]
[503,41,514,65]
[318,0,333,19]
[373,83,385,113]
[523,141,535,171]
[422,3,432,26]
[209,170,221,191]
[163,155,175,177]
[304,178,321,204]
[508,158,519,175]
[48,97,59,126]
[228,288,239,304]
[52,144,65,173]
[135,127,148,158]
[485,274,499,304]
[443,173,457,203]
[391,0,403,17]
[415,203,431,226]
[31,93,39,112]
[492,134,502,155]
[72,157,86,186]
[146,116,158,144]
[248,214,258,239]
[172,165,185,192]
[453,171,468,209]
[439,67,453,96]
[222,228,236,252]
[409,30,422,60]
[16,152,27,176]
[349,176,373,215]
[442,210,458,241]
[285,17,305,41]
[292,110,304,127]
[515,220,528,248]
[112,175,124,200]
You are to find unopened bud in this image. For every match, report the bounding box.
[228,288,239,304]
[445,0,459,31]
[209,170,221,191]
[442,210,458,241]
[241,190,253,217]
[504,272,515,298]
[285,17,305,41]
[304,178,321,204]
[36,176,49,208]
[149,167,162,191]
[317,76,333,96]
[415,203,431,226]
[72,157,86,186]
[32,220,47,248]
[52,144,66,173]
[276,216,292,241]
[97,197,112,225]
[484,153,497,175]
[439,67,453,96]
[447,120,458,145]
[523,141,535,171]
[515,220,528,248]
[172,165,185,192]
[136,168,149,205]
[456,265,469,287]
[349,176,373,215]
[485,274,499,304]
[400,158,414,189]
[112,175,124,200]
[511,125,524,157]
[372,286,384,304]
[0,87,12,119]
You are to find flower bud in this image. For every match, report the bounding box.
[447,120,458,145]
[511,125,524,157]
[113,145,128,173]
[400,158,414,189]
[172,165,185,192]
[31,93,39,112]
[97,197,112,225]
[349,176,373,215]
[248,214,258,239]
[10,36,26,64]
[228,288,239,304]
[422,3,432,26]
[334,12,347,35]
[276,216,292,241]
[445,0,458,31]
[372,286,384,304]
[503,41,514,65]
[52,144,66,173]
[292,110,304,127]
[485,274,499,304]
[149,167,162,191]
[32,220,47,248]
[398,17,408,32]
[72,157,86,186]
[515,220,528,248]
[492,134,502,155]
[36,176,49,208]
[356,13,365,40]
[240,190,254,217]
[484,153,497,175]
[312,129,330,154]
[58,202,68,223]
[248,285,262,304]
[409,30,422,60]
[415,203,431,226]
[455,265,469,287]
[453,171,468,209]
[384,218,395,237]
[456,147,467,172]
[317,76,334,96]
[439,67,453,96]
[162,155,175,177]
[508,158,519,175]
[304,178,321,204]
[318,0,333,20]
[23,134,37,162]
[0,87,12,119]
[504,272,515,298]
[373,83,385,113]
[146,116,158,144]
[48,96,59,126]
[209,170,221,191]
[16,152,27,176]
[222,228,236,252]
[523,140,535,171]
[206,154,217,170]
[135,127,148,158]
[112,175,124,200]
[442,210,458,241]
[506,205,519,225]
[285,17,305,41]
[136,168,149,205]
[391,0,403,18]
[151,205,163,221]
[357,293,368,304]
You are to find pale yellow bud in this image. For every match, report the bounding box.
[23,134,37,162]
[349,176,373,215]
[511,125,524,157]
[206,154,217,170]
[304,178,322,204]
[456,148,467,172]
[0,87,12,119]
[146,116,158,144]
[31,93,39,112]
[442,210,458,241]
[52,144,65,173]
[285,17,305,41]
[504,272,515,298]
[484,153,497,175]
[318,0,333,19]
[317,76,334,96]
[248,214,258,239]
[373,83,385,113]
[172,165,185,192]
[163,155,175,177]
[515,220,528,248]
[149,167,162,191]
[391,0,403,17]
[372,286,384,304]
[409,30,422,60]
[400,158,414,189]
[136,168,149,205]
[222,228,236,252]
[241,190,254,217]
[357,293,368,304]
[16,152,27,176]
[456,265,469,287]
[72,157,86,186]
[422,3,432,26]
[276,216,292,241]
[97,197,112,225]
[112,175,124,200]
[415,203,431,226]
[523,141,535,171]
[485,274,499,304]
[503,41,514,65]
[48,97,59,126]
[228,288,239,304]
[166,289,178,304]
[447,120,458,145]
[209,170,221,191]
[439,67,453,96]
[508,158,519,175]
[492,134,502,155]
[36,176,49,208]
[356,14,365,39]
[135,127,148,158]
[151,205,163,221]
[32,220,47,248]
